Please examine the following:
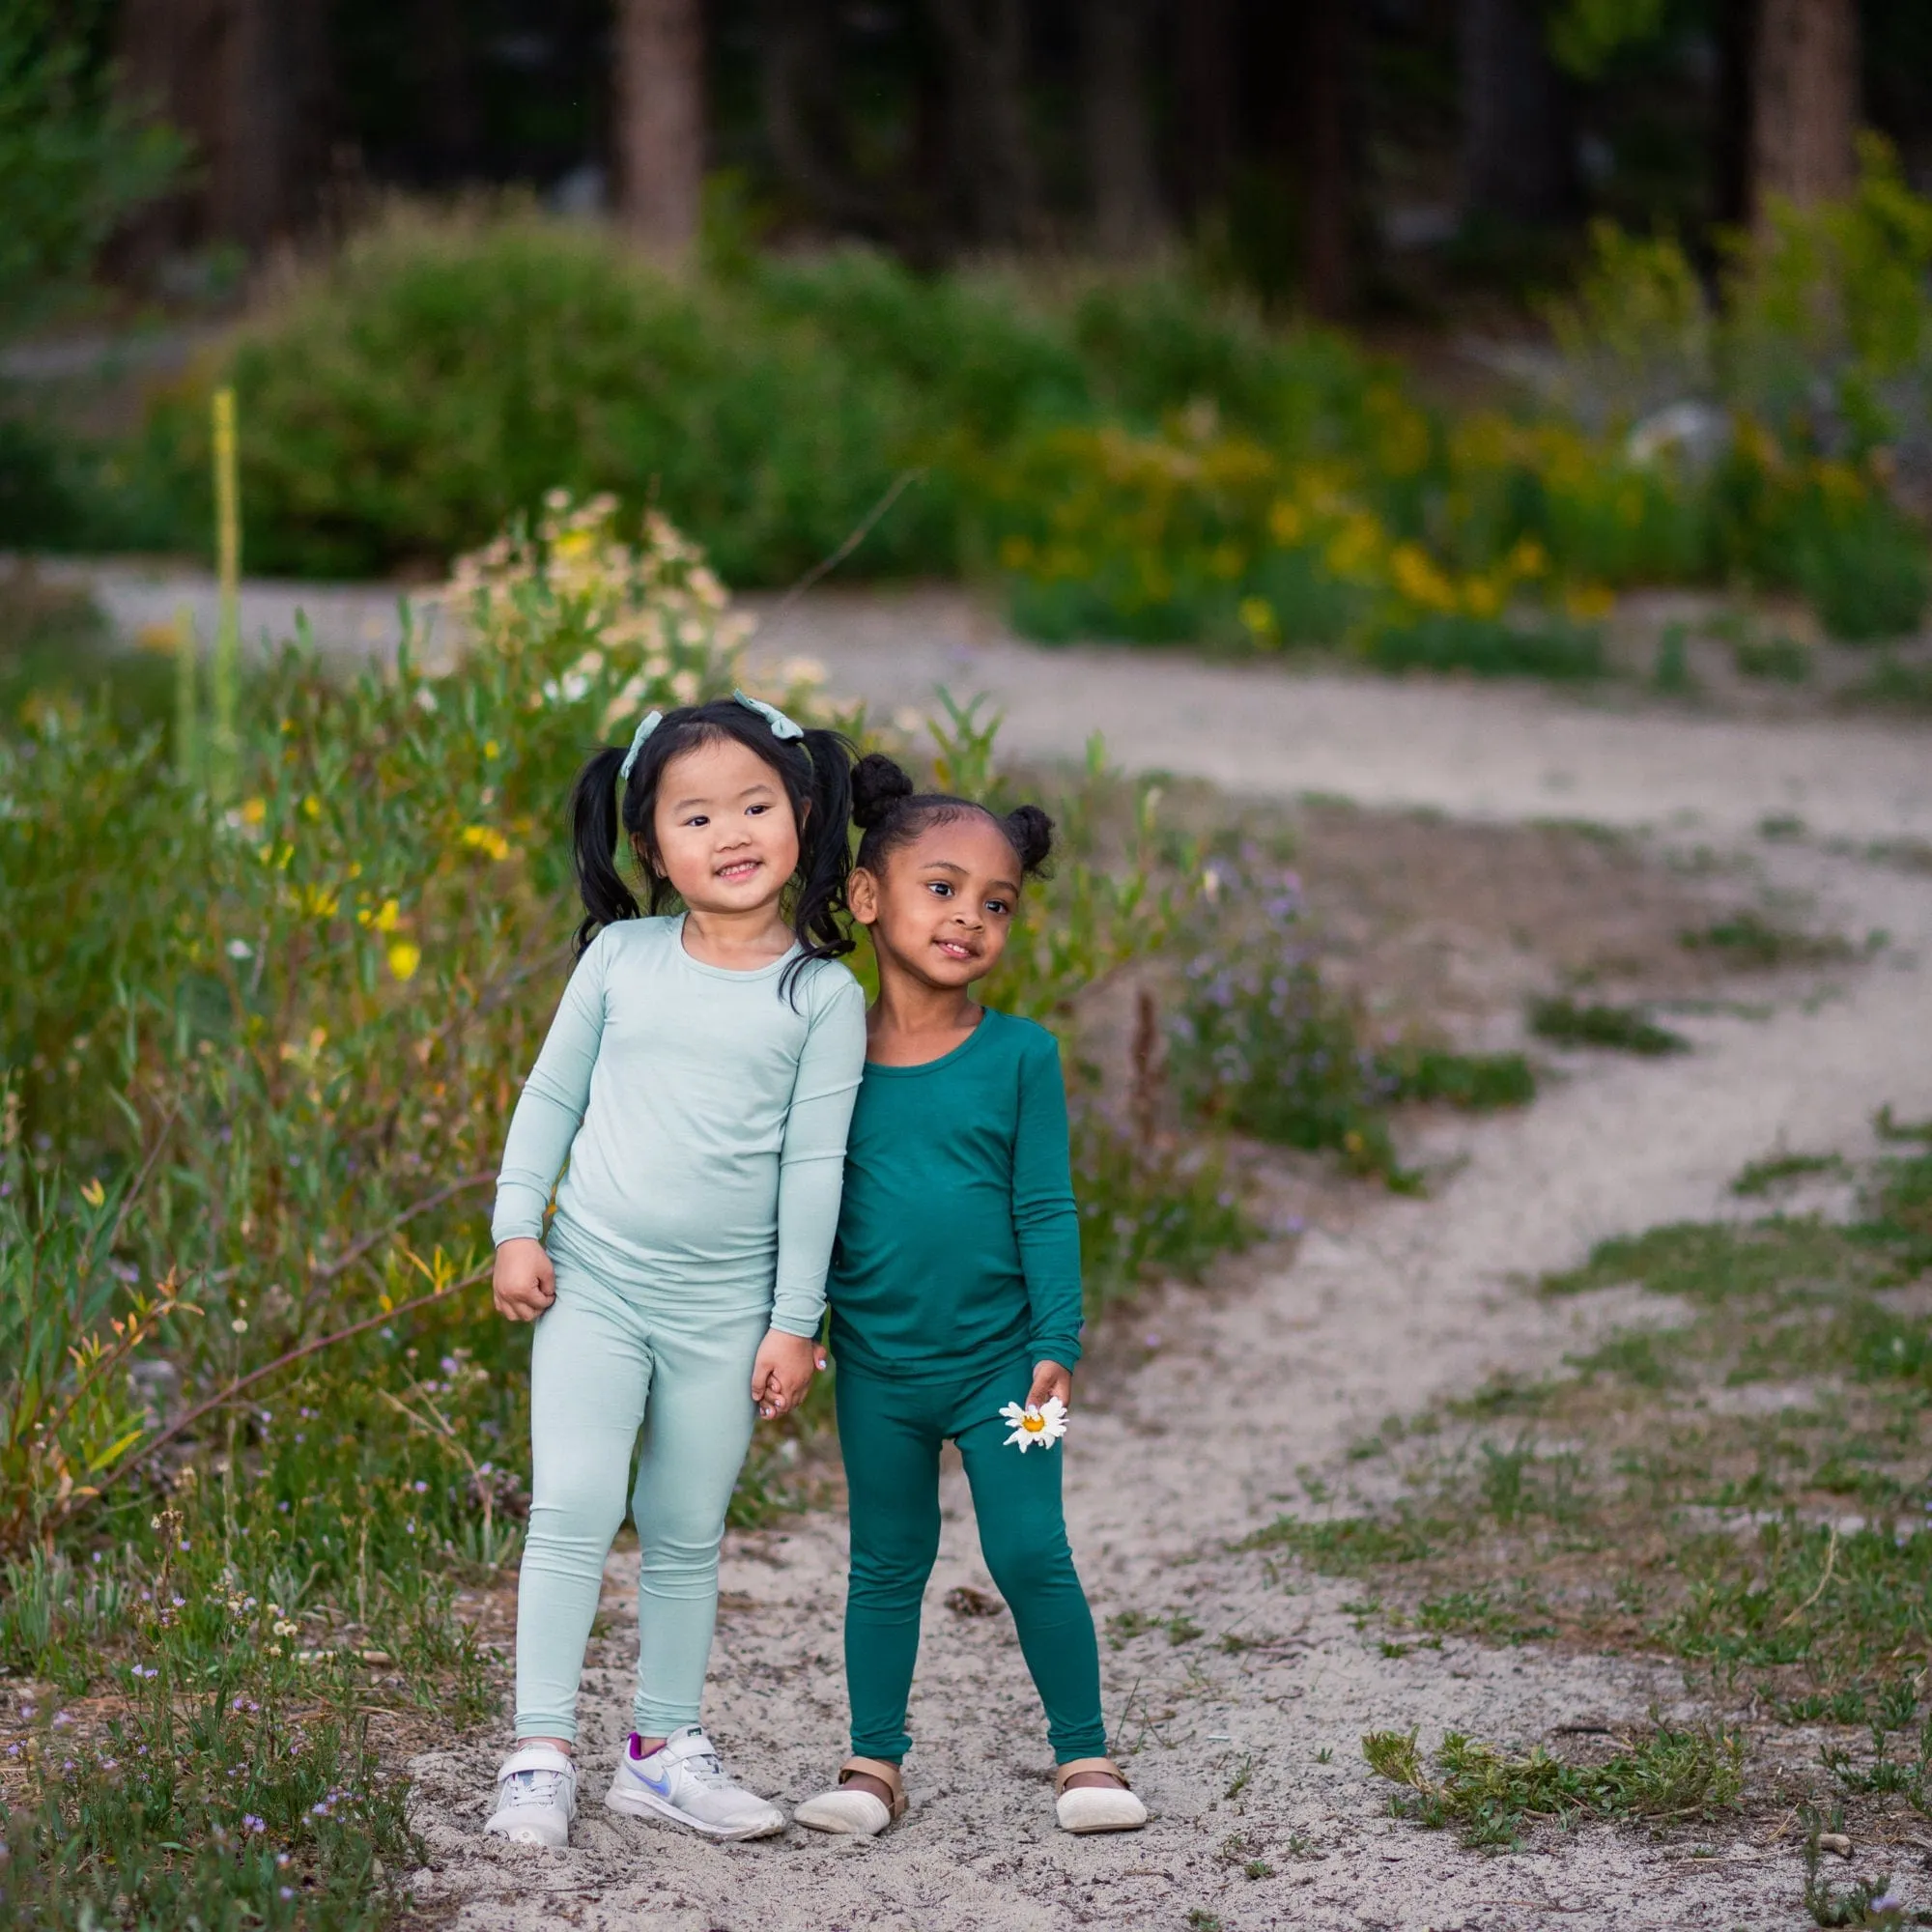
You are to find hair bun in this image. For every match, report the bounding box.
[851,753,915,829]
[1004,803,1055,875]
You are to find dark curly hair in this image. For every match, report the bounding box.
[567,696,856,1003]
[849,752,1054,881]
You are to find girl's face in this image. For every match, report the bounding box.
[850,815,1022,990]
[646,733,802,917]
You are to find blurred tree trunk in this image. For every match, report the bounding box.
[1712,0,1755,229]
[1082,0,1166,257]
[1299,0,1350,317]
[614,0,704,262]
[1748,0,1859,221]
[415,0,480,183]
[113,0,335,259]
[758,0,894,235]
[1460,0,1575,222]
[926,0,1044,247]
[1174,0,1235,221]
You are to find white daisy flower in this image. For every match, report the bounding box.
[999,1395,1068,1453]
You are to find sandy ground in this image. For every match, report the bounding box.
[50,561,1932,1925]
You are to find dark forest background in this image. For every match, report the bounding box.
[58,0,1932,326]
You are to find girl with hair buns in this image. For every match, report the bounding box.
[794,753,1148,1840]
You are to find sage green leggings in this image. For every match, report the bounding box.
[835,1354,1107,1765]
[515,1261,770,1744]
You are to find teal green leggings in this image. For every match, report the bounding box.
[515,1261,769,1744]
[836,1354,1107,1765]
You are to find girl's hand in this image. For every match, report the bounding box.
[1027,1360,1072,1412]
[493,1237,555,1321]
[751,1330,820,1419]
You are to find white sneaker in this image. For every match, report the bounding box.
[484,1743,578,1848]
[604,1725,786,1840]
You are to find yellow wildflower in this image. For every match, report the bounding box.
[357,897,402,933]
[387,941,422,983]
[240,797,268,826]
[999,535,1035,570]
[79,1177,107,1208]
[1390,543,1457,613]
[1564,584,1617,621]
[460,824,511,862]
[1236,597,1279,646]
[1267,498,1305,545]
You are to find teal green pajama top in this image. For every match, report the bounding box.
[827,1006,1085,1377]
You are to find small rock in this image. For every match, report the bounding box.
[1817,1832,1853,1859]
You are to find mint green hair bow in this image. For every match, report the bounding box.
[733,689,805,741]
[618,711,663,781]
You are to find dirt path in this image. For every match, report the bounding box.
[48,561,1932,841]
[48,559,1932,1925]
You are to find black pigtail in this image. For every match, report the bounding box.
[568,745,639,957]
[781,725,858,1000]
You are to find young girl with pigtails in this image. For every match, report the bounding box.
[794,753,1149,1840]
[484,692,866,1850]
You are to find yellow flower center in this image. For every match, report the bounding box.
[1023,1411,1046,1433]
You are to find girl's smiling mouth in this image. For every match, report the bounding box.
[934,938,976,960]
[715,858,762,882]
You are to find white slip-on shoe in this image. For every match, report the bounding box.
[793,1755,906,1837]
[604,1726,786,1840]
[484,1743,578,1848]
[1054,1756,1148,1833]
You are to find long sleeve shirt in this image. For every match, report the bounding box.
[492,916,867,1337]
[826,1007,1085,1378]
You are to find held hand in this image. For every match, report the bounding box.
[493,1237,555,1322]
[751,1330,820,1419]
[1026,1360,1072,1412]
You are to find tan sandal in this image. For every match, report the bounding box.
[793,1756,907,1837]
[1054,1756,1148,1833]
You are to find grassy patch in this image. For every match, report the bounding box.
[1732,635,1813,683]
[1528,996,1690,1056]
[1384,1047,1537,1111]
[1257,1153,1932,1852]
[1241,1514,1436,1571]
[1733,1151,1849,1197]
[1362,1722,1744,1851]
[1679,911,1856,969]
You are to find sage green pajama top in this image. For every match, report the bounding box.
[492,914,868,1336]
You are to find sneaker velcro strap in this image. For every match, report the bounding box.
[1055,1756,1128,1793]
[838,1756,907,1817]
[500,1745,573,1779]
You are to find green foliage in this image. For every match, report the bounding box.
[1362,1721,1744,1850]
[1528,996,1689,1056]
[1382,1047,1536,1111]
[1167,861,1403,1179]
[1242,1514,1435,1570]
[0,0,185,335]
[1680,909,1855,969]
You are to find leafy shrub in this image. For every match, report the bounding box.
[1167,864,1402,1178]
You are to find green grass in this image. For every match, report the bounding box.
[1362,1722,1744,1851]
[1528,996,1690,1056]
[1679,910,1856,969]
[1732,1151,1848,1197]
[1384,1047,1537,1110]
[1732,635,1813,683]
[1241,1514,1436,1571]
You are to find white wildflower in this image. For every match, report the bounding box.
[999,1395,1068,1453]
